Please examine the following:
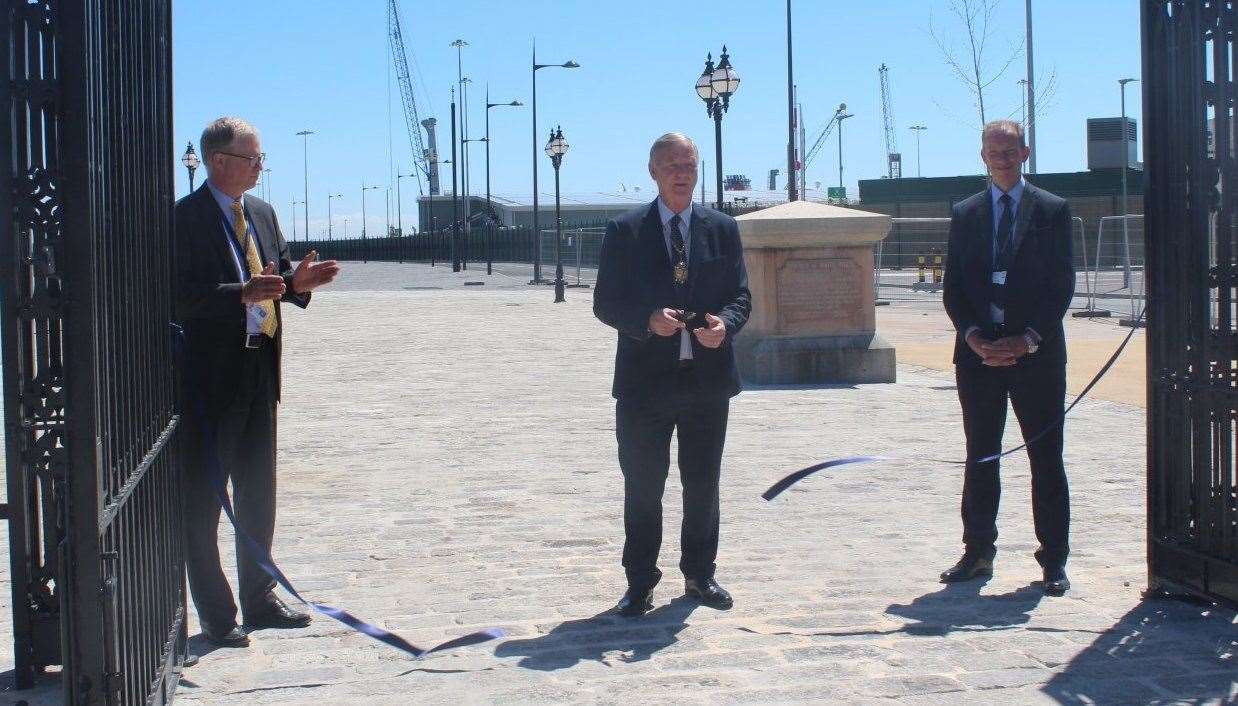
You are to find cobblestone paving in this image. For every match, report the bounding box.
[2,263,1234,705]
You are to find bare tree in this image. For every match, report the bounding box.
[930,0,1024,127]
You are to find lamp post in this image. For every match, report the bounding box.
[1119,76,1142,328]
[696,46,741,211]
[486,89,523,276]
[327,192,342,240]
[461,135,487,271]
[545,126,569,303]
[909,125,927,178]
[263,167,272,202]
[837,109,854,199]
[397,171,415,238]
[532,41,580,283]
[290,198,299,240]
[362,183,381,263]
[181,141,200,194]
[296,130,314,242]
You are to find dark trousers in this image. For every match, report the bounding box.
[616,376,730,591]
[184,343,279,632]
[955,359,1070,571]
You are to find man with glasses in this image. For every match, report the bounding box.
[941,119,1074,596]
[175,117,340,646]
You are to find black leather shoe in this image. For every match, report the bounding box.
[1043,569,1070,596]
[243,596,311,630]
[684,578,733,610]
[616,587,654,617]
[203,625,249,648]
[939,555,994,583]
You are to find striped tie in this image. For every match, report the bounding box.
[231,200,278,337]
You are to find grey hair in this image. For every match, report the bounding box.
[648,132,698,166]
[200,116,259,165]
[982,119,1026,147]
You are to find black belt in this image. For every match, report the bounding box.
[243,333,272,349]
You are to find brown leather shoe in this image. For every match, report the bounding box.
[243,596,311,630]
[939,555,994,583]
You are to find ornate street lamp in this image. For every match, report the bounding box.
[181,141,200,193]
[697,46,741,210]
[544,125,569,303]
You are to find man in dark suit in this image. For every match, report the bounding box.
[175,117,340,646]
[941,119,1075,596]
[594,133,751,617]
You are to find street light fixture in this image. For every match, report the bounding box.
[486,90,523,276]
[909,125,927,178]
[263,167,272,202]
[396,171,416,238]
[532,41,580,283]
[362,183,381,263]
[296,129,314,242]
[836,105,854,199]
[697,45,741,210]
[545,125,569,303]
[181,141,200,193]
[327,192,342,240]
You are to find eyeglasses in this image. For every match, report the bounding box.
[217,150,266,168]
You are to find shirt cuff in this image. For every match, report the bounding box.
[963,325,981,340]
[1023,327,1042,344]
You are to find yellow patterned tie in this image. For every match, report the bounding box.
[231,200,278,337]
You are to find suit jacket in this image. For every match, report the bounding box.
[943,181,1074,367]
[174,184,310,413]
[594,200,752,400]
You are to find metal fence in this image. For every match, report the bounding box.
[2,1,188,703]
[1143,0,1238,606]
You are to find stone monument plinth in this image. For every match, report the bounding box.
[735,200,896,385]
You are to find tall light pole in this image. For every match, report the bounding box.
[397,171,416,237]
[545,126,569,303]
[327,192,342,240]
[451,40,468,270]
[1025,0,1037,173]
[362,183,380,264]
[290,198,299,240]
[450,93,460,272]
[181,141,200,194]
[1119,76,1140,327]
[296,130,314,242]
[909,125,927,178]
[263,167,272,202]
[786,0,797,201]
[696,46,742,211]
[532,41,580,284]
[485,89,522,277]
[837,110,854,198]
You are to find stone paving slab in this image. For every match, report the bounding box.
[1,262,1234,705]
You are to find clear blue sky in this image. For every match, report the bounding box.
[172,0,1141,238]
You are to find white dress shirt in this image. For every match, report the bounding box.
[656,197,693,361]
[207,181,265,335]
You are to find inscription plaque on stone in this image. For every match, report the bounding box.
[777,258,864,332]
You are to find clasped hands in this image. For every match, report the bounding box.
[966,330,1031,367]
[649,308,727,348]
[241,250,342,304]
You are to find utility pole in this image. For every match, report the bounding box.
[786,0,797,201]
[1025,0,1037,173]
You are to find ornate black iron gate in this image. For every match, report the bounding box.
[2,1,188,703]
[1144,0,1238,605]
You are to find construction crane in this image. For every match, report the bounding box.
[803,102,847,172]
[388,0,437,195]
[879,63,902,179]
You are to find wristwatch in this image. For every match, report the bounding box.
[1023,332,1039,354]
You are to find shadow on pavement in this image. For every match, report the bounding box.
[494,596,700,670]
[1040,595,1237,705]
[883,579,1045,636]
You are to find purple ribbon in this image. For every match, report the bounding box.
[765,313,1143,499]
[173,324,504,658]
